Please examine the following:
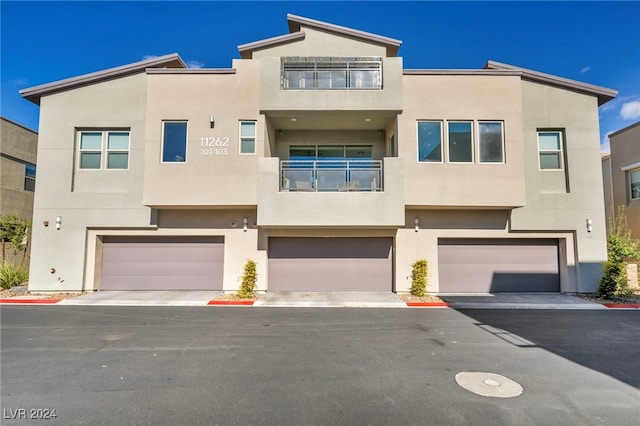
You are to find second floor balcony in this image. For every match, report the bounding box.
[281,159,383,192]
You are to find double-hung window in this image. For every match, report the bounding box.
[78,130,130,169]
[630,169,640,200]
[448,122,473,163]
[162,121,188,163]
[239,121,256,154]
[537,131,563,170]
[478,121,504,163]
[417,121,442,162]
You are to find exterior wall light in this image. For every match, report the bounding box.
[231,221,237,228]
[586,219,593,233]
[209,115,215,128]
[55,216,62,230]
[414,218,419,232]
[243,217,248,232]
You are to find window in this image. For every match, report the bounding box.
[478,122,504,163]
[24,163,36,191]
[417,121,442,162]
[162,121,187,163]
[281,57,382,90]
[239,121,256,154]
[538,131,563,170]
[448,122,473,163]
[631,169,640,200]
[78,130,129,169]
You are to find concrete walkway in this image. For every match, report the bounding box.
[46,291,611,309]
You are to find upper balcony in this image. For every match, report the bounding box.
[258,56,403,113]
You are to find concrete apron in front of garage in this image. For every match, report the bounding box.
[439,293,607,310]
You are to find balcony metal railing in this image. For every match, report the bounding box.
[281,57,383,90]
[280,160,383,192]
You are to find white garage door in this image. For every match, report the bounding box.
[101,236,224,290]
[438,239,560,293]
[268,237,393,292]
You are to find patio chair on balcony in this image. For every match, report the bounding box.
[295,181,314,191]
[338,181,360,191]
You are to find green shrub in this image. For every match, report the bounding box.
[597,207,640,298]
[411,259,428,297]
[237,259,257,298]
[0,261,29,289]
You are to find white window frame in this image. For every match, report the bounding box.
[161,121,188,164]
[77,130,130,170]
[416,120,444,164]
[477,121,505,164]
[447,121,474,164]
[239,121,257,155]
[629,168,640,200]
[537,130,564,171]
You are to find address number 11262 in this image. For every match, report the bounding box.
[200,137,230,147]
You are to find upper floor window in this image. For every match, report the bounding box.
[281,57,382,90]
[630,169,640,200]
[417,121,442,163]
[448,122,473,163]
[478,122,504,163]
[24,163,36,191]
[78,130,129,170]
[537,131,563,170]
[239,121,256,154]
[162,121,187,163]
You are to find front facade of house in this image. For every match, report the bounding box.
[602,121,640,240]
[21,15,616,294]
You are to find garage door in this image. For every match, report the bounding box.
[101,236,224,290]
[438,239,559,293]
[268,237,392,292]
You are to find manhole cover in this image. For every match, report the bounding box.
[455,372,523,398]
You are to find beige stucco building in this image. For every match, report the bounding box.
[21,14,616,294]
[602,121,640,240]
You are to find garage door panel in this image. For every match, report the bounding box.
[101,236,224,290]
[438,239,559,293]
[268,237,392,292]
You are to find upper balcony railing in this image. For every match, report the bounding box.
[281,57,383,90]
[281,160,383,192]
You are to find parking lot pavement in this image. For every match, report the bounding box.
[1,306,638,425]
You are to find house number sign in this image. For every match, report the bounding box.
[200,136,230,156]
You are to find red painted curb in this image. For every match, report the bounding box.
[602,303,640,309]
[406,302,450,307]
[207,300,255,306]
[0,299,60,304]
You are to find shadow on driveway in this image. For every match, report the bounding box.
[450,308,640,389]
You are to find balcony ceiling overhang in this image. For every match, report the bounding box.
[263,110,399,130]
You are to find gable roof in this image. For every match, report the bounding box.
[20,53,186,105]
[238,14,402,59]
[484,60,617,106]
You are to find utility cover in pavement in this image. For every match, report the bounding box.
[455,372,524,398]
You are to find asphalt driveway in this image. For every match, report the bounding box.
[1,306,638,425]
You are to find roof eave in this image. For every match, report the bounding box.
[237,32,306,59]
[20,53,187,105]
[485,60,617,106]
[287,14,402,56]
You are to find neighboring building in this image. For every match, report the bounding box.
[1,117,38,219]
[0,117,37,267]
[20,14,616,294]
[602,121,640,240]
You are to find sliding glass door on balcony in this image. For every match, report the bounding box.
[282,145,381,191]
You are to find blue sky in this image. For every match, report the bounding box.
[2,1,639,152]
